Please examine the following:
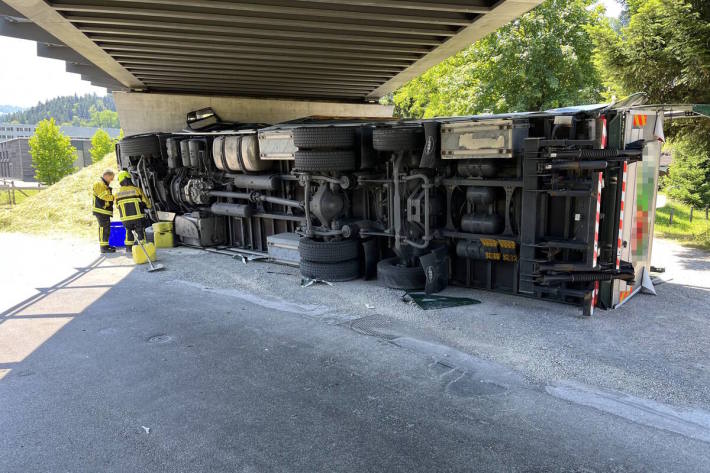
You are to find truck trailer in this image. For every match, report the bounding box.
[116,100,670,316]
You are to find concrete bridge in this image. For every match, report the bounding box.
[0,0,542,132]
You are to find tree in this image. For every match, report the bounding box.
[29,119,77,185]
[590,0,710,104]
[86,107,120,128]
[664,138,710,208]
[591,0,710,208]
[392,0,606,118]
[90,129,115,163]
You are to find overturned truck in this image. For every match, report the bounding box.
[117,103,666,316]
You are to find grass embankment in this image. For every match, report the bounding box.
[655,196,710,249]
[0,153,117,240]
[0,188,42,206]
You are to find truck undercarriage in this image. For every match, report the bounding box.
[117,104,662,316]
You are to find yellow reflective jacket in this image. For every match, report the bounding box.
[115,184,151,222]
[92,178,114,216]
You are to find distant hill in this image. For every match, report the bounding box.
[0,105,23,115]
[3,93,117,127]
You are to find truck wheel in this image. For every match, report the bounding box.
[119,134,163,159]
[293,127,356,149]
[294,150,356,172]
[299,238,359,263]
[373,127,424,152]
[377,257,426,290]
[300,258,360,281]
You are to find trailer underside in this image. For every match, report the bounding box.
[117,104,660,315]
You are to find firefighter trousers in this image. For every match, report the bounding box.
[124,219,146,249]
[95,214,111,248]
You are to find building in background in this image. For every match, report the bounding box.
[0,125,121,182]
[0,123,121,141]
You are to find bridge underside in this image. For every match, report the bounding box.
[0,0,541,130]
[1,1,542,100]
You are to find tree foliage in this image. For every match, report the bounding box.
[591,0,710,207]
[4,93,116,126]
[392,0,606,118]
[590,0,710,104]
[90,129,116,163]
[664,138,710,208]
[29,119,77,185]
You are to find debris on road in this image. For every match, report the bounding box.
[404,293,481,310]
[300,278,334,287]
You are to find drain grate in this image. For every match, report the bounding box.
[147,334,173,344]
[346,314,402,340]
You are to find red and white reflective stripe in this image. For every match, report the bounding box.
[591,280,600,316]
[593,172,603,268]
[616,161,628,269]
[601,116,607,149]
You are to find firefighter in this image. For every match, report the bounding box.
[92,169,115,253]
[115,170,152,254]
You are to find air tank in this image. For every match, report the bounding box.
[460,213,504,234]
[166,138,182,169]
[456,240,486,260]
[188,140,204,168]
[210,202,255,218]
[212,135,271,172]
[233,174,280,191]
[465,186,497,205]
[180,140,191,167]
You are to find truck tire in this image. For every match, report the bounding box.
[300,258,360,281]
[299,238,359,263]
[373,127,424,152]
[377,257,426,290]
[294,150,356,172]
[293,127,356,149]
[119,134,163,159]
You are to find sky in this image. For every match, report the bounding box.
[0,0,622,109]
[0,36,106,108]
[598,0,623,17]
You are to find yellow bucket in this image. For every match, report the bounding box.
[132,242,157,265]
[153,221,173,233]
[152,221,174,248]
[154,231,174,248]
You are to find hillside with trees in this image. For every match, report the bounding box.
[3,93,118,127]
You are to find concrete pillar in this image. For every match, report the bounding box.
[113,92,394,135]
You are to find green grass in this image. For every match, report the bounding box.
[0,187,42,206]
[654,195,710,249]
[0,153,117,240]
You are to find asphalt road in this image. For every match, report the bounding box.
[1,234,709,472]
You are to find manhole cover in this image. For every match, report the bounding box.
[147,334,173,344]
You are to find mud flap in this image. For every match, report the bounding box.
[420,122,440,169]
[358,127,377,170]
[419,245,449,294]
[362,238,379,280]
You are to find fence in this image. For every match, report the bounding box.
[0,179,44,207]
[668,206,710,224]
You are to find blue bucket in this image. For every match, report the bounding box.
[109,221,126,247]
